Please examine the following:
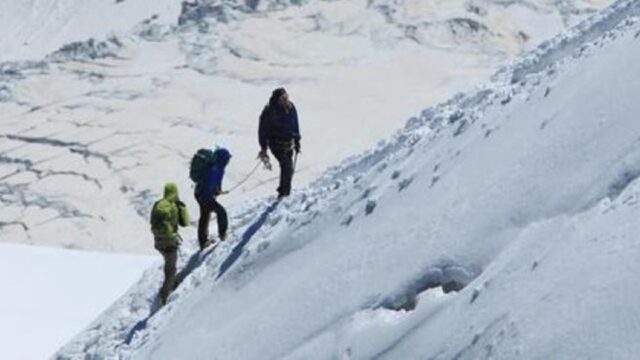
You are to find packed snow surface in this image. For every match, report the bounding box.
[57,0,640,359]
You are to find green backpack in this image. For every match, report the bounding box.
[189,148,217,183]
[150,199,178,239]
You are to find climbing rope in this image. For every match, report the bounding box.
[222,150,299,194]
[224,160,262,193]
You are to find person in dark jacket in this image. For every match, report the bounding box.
[258,87,301,198]
[194,148,231,249]
[150,182,189,305]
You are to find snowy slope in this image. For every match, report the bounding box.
[0,0,612,253]
[0,0,181,62]
[0,243,153,360]
[56,0,640,358]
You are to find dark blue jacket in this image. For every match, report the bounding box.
[196,149,231,201]
[258,103,300,149]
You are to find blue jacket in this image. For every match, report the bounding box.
[258,103,300,149]
[196,149,231,201]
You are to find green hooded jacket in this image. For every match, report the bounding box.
[150,182,190,249]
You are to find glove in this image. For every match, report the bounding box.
[294,140,301,154]
[258,149,272,171]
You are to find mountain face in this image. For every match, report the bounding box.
[0,0,612,253]
[57,0,640,358]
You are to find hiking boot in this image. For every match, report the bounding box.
[159,293,168,306]
[277,193,289,199]
[219,233,227,242]
[200,239,213,250]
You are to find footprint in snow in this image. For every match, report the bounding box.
[398,177,414,192]
[257,241,270,253]
[365,200,377,215]
[341,214,354,227]
[540,120,549,130]
[430,176,440,188]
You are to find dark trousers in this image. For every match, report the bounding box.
[157,246,177,305]
[197,197,228,247]
[270,146,294,197]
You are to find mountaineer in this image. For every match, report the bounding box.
[258,87,301,198]
[190,147,232,249]
[150,182,189,305]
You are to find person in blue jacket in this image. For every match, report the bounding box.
[258,87,301,198]
[194,148,231,249]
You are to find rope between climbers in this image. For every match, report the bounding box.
[225,160,262,193]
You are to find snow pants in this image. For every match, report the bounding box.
[270,146,294,197]
[196,197,228,248]
[156,245,177,305]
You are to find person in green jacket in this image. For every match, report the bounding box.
[150,182,190,305]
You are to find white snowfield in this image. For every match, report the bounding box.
[56,0,640,358]
[0,0,612,253]
[0,242,153,360]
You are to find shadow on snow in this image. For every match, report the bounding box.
[216,200,280,279]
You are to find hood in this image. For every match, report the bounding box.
[213,148,232,167]
[163,182,179,202]
[269,87,287,107]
